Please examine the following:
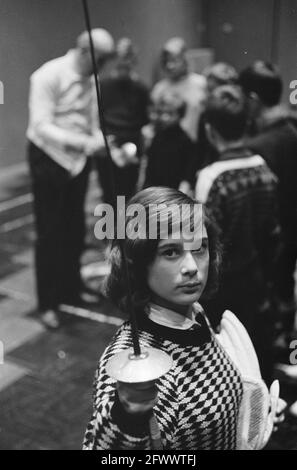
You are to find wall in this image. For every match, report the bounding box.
[2,0,296,169]
[202,0,297,103]
[202,0,275,68]
[0,0,203,168]
[277,0,297,103]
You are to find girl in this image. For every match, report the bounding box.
[84,187,284,450]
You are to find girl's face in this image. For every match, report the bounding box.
[147,224,209,314]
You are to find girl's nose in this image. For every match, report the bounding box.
[181,252,198,276]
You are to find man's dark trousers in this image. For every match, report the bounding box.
[28,141,90,312]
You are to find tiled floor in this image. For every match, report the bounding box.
[0,165,121,450]
[0,164,296,450]
[1,319,116,450]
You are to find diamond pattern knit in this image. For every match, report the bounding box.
[83,314,243,450]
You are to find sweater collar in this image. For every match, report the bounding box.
[137,302,211,347]
[219,145,253,161]
[147,302,203,330]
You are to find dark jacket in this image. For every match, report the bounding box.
[246,106,297,238]
[101,74,149,146]
[144,124,196,189]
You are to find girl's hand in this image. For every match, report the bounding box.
[117,380,158,415]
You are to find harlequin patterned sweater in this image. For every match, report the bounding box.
[195,148,279,275]
[83,311,243,450]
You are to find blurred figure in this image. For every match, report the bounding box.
[151,37,207,142]
[199,62,239,166]
[27,29,114,328]
[195,85,280,383]
[204,62,239,94]
[240,61,297,342]
[97,38,150,204]
[142,91,195,190]
[181,62,239,196]
[198,63,239,168]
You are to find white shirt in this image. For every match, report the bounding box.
[147,302,203,330]
[151,73,207,141]
[27,50,100,175]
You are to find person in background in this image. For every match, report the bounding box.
[195,85,280,383]
[27,29,114,328]
[240,61,297,346]
[96,38,150,204]
[180,62,239,196]
[151,37,207,143]
[198,62,239,166]
[204,62,239,95]
[142,91,196,191]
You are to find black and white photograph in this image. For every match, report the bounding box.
[0,0,296,452]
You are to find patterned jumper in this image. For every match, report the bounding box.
[83,312,243,450]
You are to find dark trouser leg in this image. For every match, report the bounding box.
[202,265,274,384]
[28,142,71,312]
[95,153,139,204]
[252,306,275,385]
[113,164,139,201]
[202,270,261,333]
[58,162,90,304]
[95,155,115,205]
[274,230,297,337]
[276,231,297,303]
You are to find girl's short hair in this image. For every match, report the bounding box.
[104,187,221,314]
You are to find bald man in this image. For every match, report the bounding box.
[27,29,114,328]
[151,37,207,142]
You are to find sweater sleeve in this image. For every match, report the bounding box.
[255,175,281,285]
[83,333,152,450]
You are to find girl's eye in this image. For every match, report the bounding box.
[162,248,179,258]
